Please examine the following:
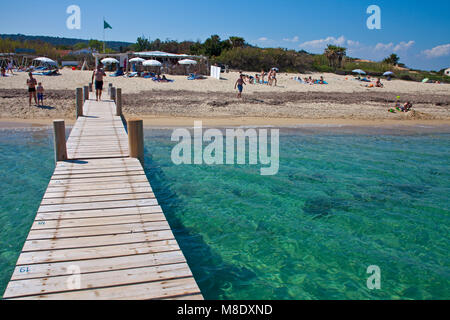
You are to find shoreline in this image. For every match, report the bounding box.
[1,116,450,129]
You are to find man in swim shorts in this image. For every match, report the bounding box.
[234,74,246,98]
[92,64,107,101]
[26,72,37,106]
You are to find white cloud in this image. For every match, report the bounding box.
[283,36,299,43]
[298,36,362,53]
[258,37,268,42]
[374,41,415,52]
[423,44,450,58]
[299,35,346,50]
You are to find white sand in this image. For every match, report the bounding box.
[1,69,449,95]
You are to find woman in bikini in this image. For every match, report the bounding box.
[26,72,38,106]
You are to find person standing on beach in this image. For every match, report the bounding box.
[261,69,265,84]
[37,82,44,106]
[92,64,107,101]
[26,72,37,106]
[234,74,246,98]
[7,59,14,75]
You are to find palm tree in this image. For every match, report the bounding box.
[324,45,347,69]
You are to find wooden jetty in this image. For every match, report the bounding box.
[3,88,203,300]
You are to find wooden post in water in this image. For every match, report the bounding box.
[128,119,144,164]
[83,86,89,101]
[76,88,83,118]
[53,120,68,162]
[110,87,116,102]
[116,88,122,116]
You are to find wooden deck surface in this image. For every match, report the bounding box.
[3,93,203,300]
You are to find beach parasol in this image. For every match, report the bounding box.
[143,59,162,67]
[178,59,197,65]
[271,67,279,72]
[101,58,119,64]
[33,57,57,66]
[422,78,429,83]
[129,57,145,63]
[383,71,394,76]
[352,69,366,75]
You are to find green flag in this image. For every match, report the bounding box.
[104,20,112,29]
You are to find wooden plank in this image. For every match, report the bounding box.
[45,182,152,193]
[11,277,201,300]
[11,251,187,280]
[23,229,175,252]
[43,186,152,199]
[5,263,194,298]
[38,199,159,213]
[28,220,170,240]
[18,240,181,265]
[36,205,163,220]
[40,192,155,206]
[32,213,167,230]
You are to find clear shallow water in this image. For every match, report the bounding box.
[0,126,449,299]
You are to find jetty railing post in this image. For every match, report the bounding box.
[53,120,68,162]
[83,85,89,101]
[88,82,93,92]
[108,83,113,96]
[76,88,83,118]
[110,87,116,102]
[116,88,122,116]
[128,119,144,164]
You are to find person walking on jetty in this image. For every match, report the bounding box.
[234,74,246,98]
[26,72,37,106]
[92,64,107,101]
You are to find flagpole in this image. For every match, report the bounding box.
[103,17,106,53]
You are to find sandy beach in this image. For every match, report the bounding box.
[0,69,449,127]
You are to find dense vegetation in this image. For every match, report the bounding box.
[0,34,448,83]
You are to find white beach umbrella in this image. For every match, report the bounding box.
[33,57,57,66]
[178,59,197,65]
[101,58,119,64]
[352,69,366,75]
[383,71,394,76]
[143,59,162,67]
[129,57,145,63]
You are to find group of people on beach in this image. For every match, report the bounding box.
[234,68,278,98]
[294,76,327,85]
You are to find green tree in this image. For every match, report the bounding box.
[73,42,89,50]
[228,36,245,48]
[133,37,151,52]
[88,39,103,52]
[324,45,347,69]
[383,53,400,66]
[203,35,224,57]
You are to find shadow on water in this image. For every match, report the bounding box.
[142,148,258,300]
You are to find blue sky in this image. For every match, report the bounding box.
[1,0,449,70]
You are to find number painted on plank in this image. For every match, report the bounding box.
[19,267,30,273]
[38,221,46,225]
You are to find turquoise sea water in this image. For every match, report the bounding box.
[0,126,449,299]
